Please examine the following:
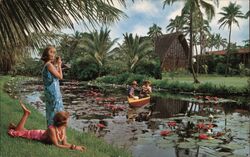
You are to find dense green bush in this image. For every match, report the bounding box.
[134,60,162,79]
[215,63,226,74]
[96,73,149,85]
[68,58,99,81]
[14,58,43,76]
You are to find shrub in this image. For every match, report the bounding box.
[96,73,150,85]
[215,63,226,74]
[14,58,43,76]
[134,61,161,79]
[69,58,98,81]
[197,83,216,94]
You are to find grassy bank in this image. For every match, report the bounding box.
[0,75,131,157]
[163,74,248,88]
[95,73,250,96]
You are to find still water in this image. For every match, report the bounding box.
[9,79,250,157]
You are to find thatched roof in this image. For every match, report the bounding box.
[155,32,189,58]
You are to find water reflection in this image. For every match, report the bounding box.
[8,79,250,157]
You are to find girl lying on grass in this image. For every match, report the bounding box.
[8,101,86,152]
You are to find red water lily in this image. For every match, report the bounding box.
[196,123,206,129]
[160,130,171,136]
[204,96,211,100]
[206,123,213,129]
[167,121,176,127]
[212,96,219,101]
[97,123,106,128]
[199,134,208,140]
[215,132,224,137]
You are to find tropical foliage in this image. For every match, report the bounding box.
[83,28,118,76]
[163,0,219,83]
[120,33,153,72]
[0,0,127,74]
[147,24,163,41]
[0,0,126,50]
[218,2,245,76]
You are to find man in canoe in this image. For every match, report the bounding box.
[128,80,139,99]
[139,80,152,98]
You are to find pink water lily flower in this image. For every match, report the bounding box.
[167,121,176,127]
[97,123,106,128]
[199,134,208,140]
[160,130,171,136]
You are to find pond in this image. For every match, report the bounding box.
[8,78,250,157]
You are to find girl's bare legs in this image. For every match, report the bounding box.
[14,101,31,131]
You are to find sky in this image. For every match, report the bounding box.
[62,0,249,46]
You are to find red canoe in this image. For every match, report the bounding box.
[127,97,150,107]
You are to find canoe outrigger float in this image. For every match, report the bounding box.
[127,97,150,107]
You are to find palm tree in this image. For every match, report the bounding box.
[163,0,218,83]
[166,15,187,33]
[245,11,250,18]
[218,2,245,76]
[0,0,126,50]
[147,24,163,40]
[214,33,227,50]
[83,28,118,76]
[120,33,153,72]
[0,0,128,73]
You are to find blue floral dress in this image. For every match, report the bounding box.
[42,63,64,127]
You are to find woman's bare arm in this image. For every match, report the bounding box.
[47,63,63,80]
[47,127,84,151]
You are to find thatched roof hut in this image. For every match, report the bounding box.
[155,32,189,71]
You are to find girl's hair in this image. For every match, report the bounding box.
[41,46,54,62]
[53,111,69,127]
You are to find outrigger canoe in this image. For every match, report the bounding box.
[127,97,150,107]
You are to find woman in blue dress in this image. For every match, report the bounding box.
[41,46,64,127]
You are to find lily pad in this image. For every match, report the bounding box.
[215,152,233,157]
[178,142,197,149]
[190,115,209,121]
[219,143,245,150]
[164,134,179,141]
[156,139,176,148]
[197,141,219,148]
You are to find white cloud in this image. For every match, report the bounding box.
[130,1,158,15]
[131,25,149,36]
[165,7,182,21]
[209,0,249,44]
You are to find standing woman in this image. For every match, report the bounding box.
[41,46,64,127]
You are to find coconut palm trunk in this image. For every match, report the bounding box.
[189,6,200,83]
[225,26,232,77]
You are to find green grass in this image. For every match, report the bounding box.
[163,74,248,88]
[0,75,131,157]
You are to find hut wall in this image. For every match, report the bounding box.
[162,38,188,71]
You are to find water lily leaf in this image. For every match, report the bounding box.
[168,116,186,120]
[190,115,209,121]
[216,152,233,157]
[192,133,201,138]
[185,138,197,143]
[227,155,246,157]
[178,142,197,149]
[156,139,176,148]
[220,143,245,150]
[197,141,219,148]
[136,136,153,144]
[164,134,179,141]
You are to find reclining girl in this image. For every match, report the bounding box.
[8,101,86,152]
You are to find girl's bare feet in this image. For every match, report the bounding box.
[8,123,16,130]
[19,100,31,115]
